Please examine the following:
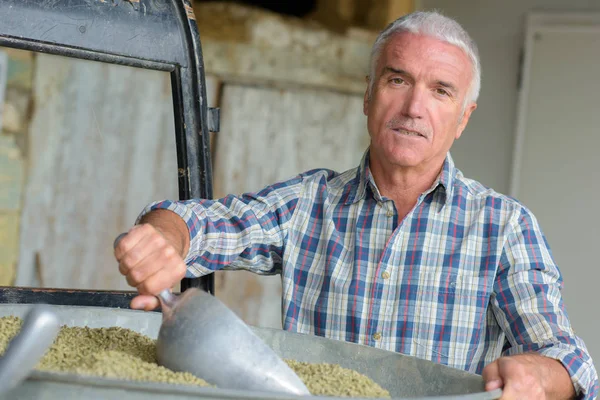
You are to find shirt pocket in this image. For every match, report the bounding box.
[412,269,490,369]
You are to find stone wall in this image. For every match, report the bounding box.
[195,2,375,94]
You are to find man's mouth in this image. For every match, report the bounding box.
[392,128,425,138]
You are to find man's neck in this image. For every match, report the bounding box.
[368,153,445,220]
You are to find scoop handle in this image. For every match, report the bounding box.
[158,290,177,309]
[113,232,128,250]
[0,305,60,395]
[114,233,178,311]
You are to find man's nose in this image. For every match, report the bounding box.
[401,86,425,119]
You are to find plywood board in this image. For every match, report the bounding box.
[213,84,369,327]
[16,54,179,290]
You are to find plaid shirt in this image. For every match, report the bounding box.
[141,150,598,399]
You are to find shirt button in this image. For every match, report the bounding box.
[381,271,390,280]
[372,332,382,341]
[386,210,394,218]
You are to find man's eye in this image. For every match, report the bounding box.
[436,88,449,96]
[390,78,405,84]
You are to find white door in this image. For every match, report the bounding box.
[511,14,600,363]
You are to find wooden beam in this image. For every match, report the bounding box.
[387,0,415,22]
[366,0,415,30]
[312,0,357,33]
[313,0,415,32]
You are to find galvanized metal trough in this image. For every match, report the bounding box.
[0,304,501,400]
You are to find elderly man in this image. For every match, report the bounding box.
[114,11,598,399]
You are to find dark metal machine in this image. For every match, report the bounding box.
[0,0,217,306]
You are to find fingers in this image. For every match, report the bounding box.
[482,360,503,392]
[484,355,547,400]
[135,262,186,296]
[116,224,163,272]
[122,236,170,288]
[115,224,187,296]
[496,358,520,400]
[114,224,147,261]
[119,233,159,279]
[130,295,160,311]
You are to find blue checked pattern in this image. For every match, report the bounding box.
[140,150,598,399]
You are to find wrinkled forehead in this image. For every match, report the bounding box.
[378,32,473,84]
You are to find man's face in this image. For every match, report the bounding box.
[364,32,477,171]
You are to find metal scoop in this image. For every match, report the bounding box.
[114,233,309,395]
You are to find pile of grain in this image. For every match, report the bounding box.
[0,316,389,398]
[0,316,209,387]
[286,359,390,398]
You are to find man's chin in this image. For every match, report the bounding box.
[384,149,424,168]
[369,143,426,168]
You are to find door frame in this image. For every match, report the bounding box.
[509,12,600,198]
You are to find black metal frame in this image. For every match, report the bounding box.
[0,0,216,307]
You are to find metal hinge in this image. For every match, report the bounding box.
[208,107,220,133]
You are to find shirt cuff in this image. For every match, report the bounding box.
[537,346,598,400]
[135,200,212,278]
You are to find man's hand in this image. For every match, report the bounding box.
[483,353,576,400]
[115,223,187,311]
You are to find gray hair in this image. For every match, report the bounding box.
[368,11,481,107]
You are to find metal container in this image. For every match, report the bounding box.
[0,304,501,400]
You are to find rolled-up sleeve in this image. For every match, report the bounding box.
[492,206,598,399]
[135,175,304,278]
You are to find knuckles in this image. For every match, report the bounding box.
[117,224,186,293]
[149,233,166,250]
[121,251,140,270]
[498,356,546,399]
[162,245,176,259]
[128,267,146,286]
[136,223,154,236]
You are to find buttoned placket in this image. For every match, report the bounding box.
[366,199,399,348]
[368,194,428,349]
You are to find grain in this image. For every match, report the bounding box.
[0,316,209,387]
[286,359,390,398]
[1,316,389,397]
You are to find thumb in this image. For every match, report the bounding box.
[130,295,160,311]
[482,359,503,391]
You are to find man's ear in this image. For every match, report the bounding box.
[455,102,477,140]
[363,76,370,116]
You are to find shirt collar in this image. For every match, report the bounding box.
[343,148,456,207]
